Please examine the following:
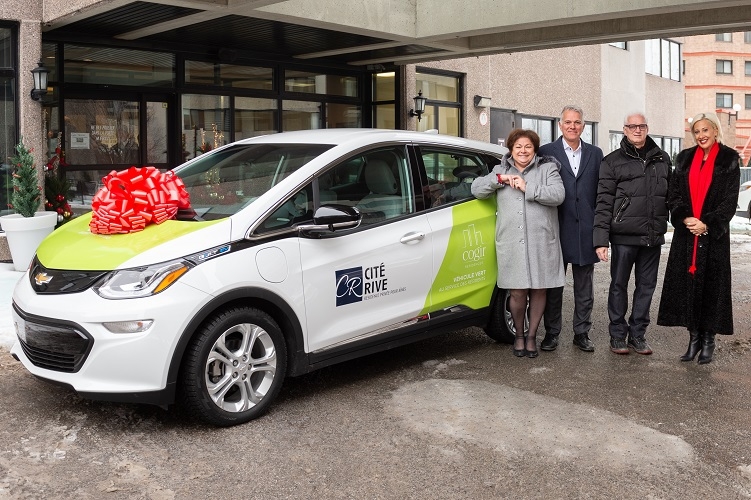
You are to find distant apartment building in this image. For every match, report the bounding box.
[409,38,685,158]
[683,32,751,164]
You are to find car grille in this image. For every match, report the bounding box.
[29,257,108,294]
[14,305,92,373]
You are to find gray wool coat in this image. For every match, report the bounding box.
[471,153,566,290]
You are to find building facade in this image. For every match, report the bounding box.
[2,3,685,235]
[683,31,751,164]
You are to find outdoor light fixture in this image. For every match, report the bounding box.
[473,95,492,108]
[729,103,742,124]
[409,91,427,121]
[30,61,50,101]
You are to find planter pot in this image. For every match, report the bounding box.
[0,212,58,272]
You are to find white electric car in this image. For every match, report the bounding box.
[11,129,520,426]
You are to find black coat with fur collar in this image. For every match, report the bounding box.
[657,143,741,334]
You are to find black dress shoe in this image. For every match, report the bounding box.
[540,334,559,351]
[526,348,539,358]
[573,334,595,352]
[513,348,526,357]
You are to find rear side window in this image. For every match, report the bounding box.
[420,148,489,207]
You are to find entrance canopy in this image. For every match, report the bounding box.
[43,0,751,67]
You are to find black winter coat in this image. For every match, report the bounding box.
[657,143,741,335]
[593,136,671,248]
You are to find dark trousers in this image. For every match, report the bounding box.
[607,244,661,340]
[544,263,595,337]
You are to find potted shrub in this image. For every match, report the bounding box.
[0,139,57,271]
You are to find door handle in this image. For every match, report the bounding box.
[400,231,425,244]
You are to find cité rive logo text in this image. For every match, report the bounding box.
[335,263,389,307]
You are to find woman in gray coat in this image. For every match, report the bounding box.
[472,129,565,358]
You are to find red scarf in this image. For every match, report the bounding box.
[687,143,718,275]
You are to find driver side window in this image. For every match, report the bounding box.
[422,149,487,206]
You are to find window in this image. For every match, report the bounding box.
[745,32,751,43]
[609,132,624,153]
[64,44,174,87]
[716,93,733,108]
[421,148,488,206]
[284,70,358,97]
[415,70,462,136]
[185,61,273,90]
[746,61,751,76]
[609,42,627,50]
[746,94,751,110]
[716,33,732,42]
[372,72,396,129]
[181,94,230,161]
[521,117,554,145]
[0,24,18,217]
[336,147,415,225]
[652,136,682,159]
[716,60,733,74]
[234,97,278,140]
[645,39,681,81]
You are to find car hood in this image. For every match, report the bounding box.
[36,214,227,271]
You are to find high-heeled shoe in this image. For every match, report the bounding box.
[525,339,538,358]
[513,336,526,357]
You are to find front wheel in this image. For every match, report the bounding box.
[484,288,529,343]
[179,307,287,426]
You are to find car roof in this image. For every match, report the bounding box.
[233,128,508,155]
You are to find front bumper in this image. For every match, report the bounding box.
[10,273,211,400]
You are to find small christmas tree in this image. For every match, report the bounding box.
[9,139,42,218]
[44,133,72,226]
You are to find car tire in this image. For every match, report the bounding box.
[484,288,528,344]
[179,307,287,426]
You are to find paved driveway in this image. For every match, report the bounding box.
[1,241,751,499]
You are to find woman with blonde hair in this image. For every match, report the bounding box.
[657,112,741,364]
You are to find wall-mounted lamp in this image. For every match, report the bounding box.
[473,95,492,108]
[729,103,742,124]
[409,91,427,121]
[30,61,50,101]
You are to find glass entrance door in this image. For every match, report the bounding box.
[62,92,174,209]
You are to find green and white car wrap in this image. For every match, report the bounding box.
[10,129,512,426]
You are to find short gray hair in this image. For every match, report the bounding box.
[624,112,648,125]
[561,105,584,120]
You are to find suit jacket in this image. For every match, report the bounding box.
[538,137,603,266]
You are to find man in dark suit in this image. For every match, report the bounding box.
[539,105,604,352]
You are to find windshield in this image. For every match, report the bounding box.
[174,143,333,221]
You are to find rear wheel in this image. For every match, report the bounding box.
[179,307,287,426]
[484,288,529,343]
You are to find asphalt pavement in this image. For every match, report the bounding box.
[1,237,751,498]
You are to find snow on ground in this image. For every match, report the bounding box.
[1,216,750,349]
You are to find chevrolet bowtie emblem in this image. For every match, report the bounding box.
[34,272,53,285]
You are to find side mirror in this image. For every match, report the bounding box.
[298,204,361,235]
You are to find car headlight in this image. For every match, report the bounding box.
[94,260,191,299]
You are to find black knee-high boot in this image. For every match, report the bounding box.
[680,330,702,362]
[698,332,716,365]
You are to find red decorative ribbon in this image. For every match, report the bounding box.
[89,166,190,234]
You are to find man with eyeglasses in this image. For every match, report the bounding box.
[539,105,604,353]
[594,112,671,355]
